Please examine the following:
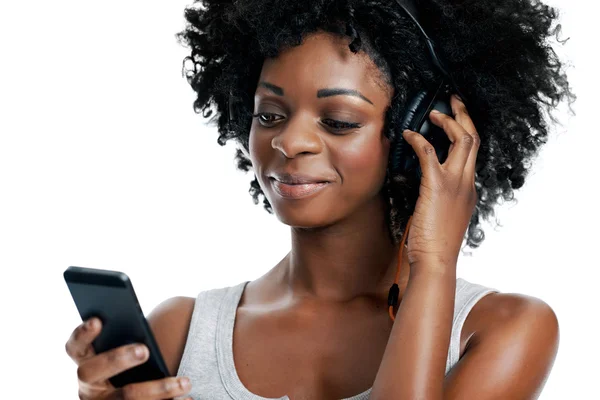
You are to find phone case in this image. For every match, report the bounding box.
[64,266,170,387]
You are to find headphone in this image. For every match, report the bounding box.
[389,0,468,181]
[227,0,468,321]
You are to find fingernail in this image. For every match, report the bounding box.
[135,345,147,359]
[179,377,191,389]
[431,109,441,114]
[86,318,96,329]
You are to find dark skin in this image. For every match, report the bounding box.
[65,31,559,400]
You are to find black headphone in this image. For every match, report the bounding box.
[228,0,468,181]
[390,0,469,180]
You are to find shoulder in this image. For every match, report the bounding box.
[145,282,248,376]
[450,290,559,397]
[147,296,196,376]
[468,291,559,342]
[459,280,559,353]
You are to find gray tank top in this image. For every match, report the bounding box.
[176,278,498,400]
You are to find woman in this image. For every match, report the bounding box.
[65,0,574,399]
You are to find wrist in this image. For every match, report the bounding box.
[408,255,457,278]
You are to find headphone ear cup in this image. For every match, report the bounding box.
[420,98,452,169]
[390,89,429,178]
[390,86,453,181]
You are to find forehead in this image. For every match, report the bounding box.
[258,31,392,106]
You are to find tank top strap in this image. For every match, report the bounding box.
[447,277,500,373]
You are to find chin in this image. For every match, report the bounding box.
[274,208,341,230]
[269,200,339,229]
[264,189,343,229]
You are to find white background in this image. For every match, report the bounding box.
[0,0,597,398]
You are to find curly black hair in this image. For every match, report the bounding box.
[176,0,575,250]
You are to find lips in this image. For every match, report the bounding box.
[269,172,331,185]
[271,180,329,199]
[268,172,332,199]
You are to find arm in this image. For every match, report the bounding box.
[443,294,559,399]
[147,296,195,376]
[370,275,560,400]
[369,95,559,399]
[370,264,457,400]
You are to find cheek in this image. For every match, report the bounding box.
[335,132,390,194]
[248,126,267,171]
[248,127,258,165]
[248,127,277,200]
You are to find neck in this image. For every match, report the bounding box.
[279,195,410,303]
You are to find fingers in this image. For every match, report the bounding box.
[67,319,193,400]
[77,343,149,385]
[118,376,192,400]
[65,317,101,364]
[450,94,480,181]
[449,95,477,136]
[401,129,441,183]
[428,95,480,182]
[428,109,472,177]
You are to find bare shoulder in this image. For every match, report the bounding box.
[447,291,560,397]
[467,291,559,340]
[147,296,196,376]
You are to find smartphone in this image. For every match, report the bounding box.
[63,266,170,388]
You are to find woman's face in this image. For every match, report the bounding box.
[249,31,394,228]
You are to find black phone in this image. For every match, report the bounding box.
[63,266,170,388]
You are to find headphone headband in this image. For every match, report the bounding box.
[396,0,419,24]
[394,0,468,104]
[394,0,448,77]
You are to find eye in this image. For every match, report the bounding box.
[252,112,284,127]
[321,118,362,133]
[252,113,363,132]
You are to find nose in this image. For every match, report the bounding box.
[271,114,324,158]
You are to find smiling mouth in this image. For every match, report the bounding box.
[269,177,330,199]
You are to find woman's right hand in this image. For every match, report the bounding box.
[65,317,192,400]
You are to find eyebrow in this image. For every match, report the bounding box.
[257,81,374,106]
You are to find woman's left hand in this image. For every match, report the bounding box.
[401,94,480,272]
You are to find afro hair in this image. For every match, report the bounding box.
[176,0,576,250]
